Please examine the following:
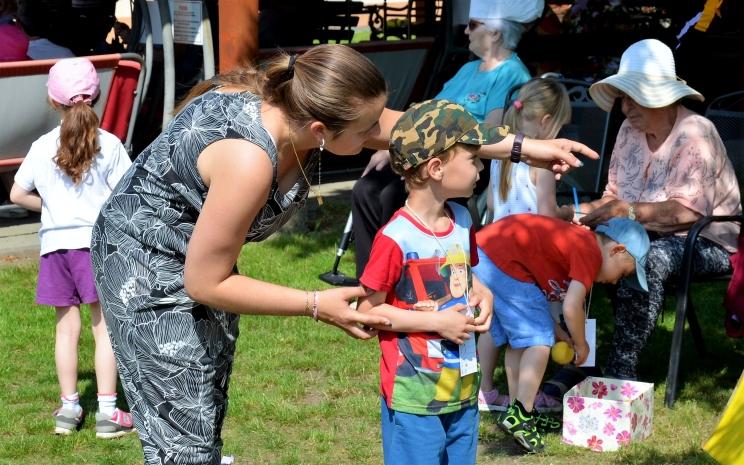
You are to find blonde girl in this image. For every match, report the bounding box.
[487,77,574,222]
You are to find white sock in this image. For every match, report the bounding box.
[97,393,117,416]
[61,392,82,415]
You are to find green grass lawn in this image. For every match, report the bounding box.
[1,199,742,465]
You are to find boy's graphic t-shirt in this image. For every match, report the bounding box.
[476,214,602,301]
[360,202,479,415]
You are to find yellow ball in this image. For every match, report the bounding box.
[551,341,575,365]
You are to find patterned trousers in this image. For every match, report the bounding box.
[103,300,239,465]
[606,236,731,379]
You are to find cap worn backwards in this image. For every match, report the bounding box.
[389,99,508,175]
[596,217,651,292]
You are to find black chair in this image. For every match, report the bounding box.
[554,79,615,197]
[664,90,744,407]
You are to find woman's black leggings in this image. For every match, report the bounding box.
[606,236,731,379]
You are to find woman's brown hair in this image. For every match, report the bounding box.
[53,100,101,185]
[175,44,387,134]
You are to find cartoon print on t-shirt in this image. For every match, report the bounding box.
[392,244,475,412]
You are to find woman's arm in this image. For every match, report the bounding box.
[477,134,599,177]
[580,198,702,233]
[638,200,703,232]
[357,290,476,344]
[9,183,41,212]
[366,108,598,175]
[185,139,388,339]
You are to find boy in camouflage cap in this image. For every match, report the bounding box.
[389,98,508,180]
[356,99,497,465]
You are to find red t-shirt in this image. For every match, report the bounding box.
[360,202,479,415]
[476,214,602,301]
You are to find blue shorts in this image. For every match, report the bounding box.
[380,399,478,465]
[473,247,554,349]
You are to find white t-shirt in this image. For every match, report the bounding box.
[489,160,538,221]
[14,127,132,255]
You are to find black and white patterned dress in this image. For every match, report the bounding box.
[91,90,314,465]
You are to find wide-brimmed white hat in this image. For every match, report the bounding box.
[469,0,544,23]
[589,39,704,112]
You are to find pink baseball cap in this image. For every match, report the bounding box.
[0,24,29,62]
[47,57,100,106]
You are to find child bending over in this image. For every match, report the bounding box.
[475,214,649,453]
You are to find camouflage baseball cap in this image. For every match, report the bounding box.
[389,99,508,174]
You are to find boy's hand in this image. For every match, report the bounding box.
[434,307,476,345]
[470,276,493,332]
[573,339,590,366]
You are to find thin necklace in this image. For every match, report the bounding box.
[288,132,323,205]
[404,200,470,307]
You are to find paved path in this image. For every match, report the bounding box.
[0,180,356,263]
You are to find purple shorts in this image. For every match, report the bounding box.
[36,248,99,307]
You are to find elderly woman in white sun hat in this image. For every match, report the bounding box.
[573,38,742,381]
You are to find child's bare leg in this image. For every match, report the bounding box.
[55,306,82,396]
[90,302,118,394]
[504,345,523,400]
[516,345,550,411]
[478,332,500,391]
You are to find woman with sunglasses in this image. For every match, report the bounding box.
[438,0,538,127]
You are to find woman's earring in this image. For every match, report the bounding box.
[317,138,324,205]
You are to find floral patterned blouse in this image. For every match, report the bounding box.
[603,106,741,253]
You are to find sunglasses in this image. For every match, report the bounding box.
[468,20,484,31]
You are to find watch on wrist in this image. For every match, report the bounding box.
[627,203,636,220]
[510,132,524,164]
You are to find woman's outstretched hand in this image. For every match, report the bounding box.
[521,138,599,179]
[317,287,391,339]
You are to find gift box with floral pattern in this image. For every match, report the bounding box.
[562,376,654,451]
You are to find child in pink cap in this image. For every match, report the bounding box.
[9,57,135,438]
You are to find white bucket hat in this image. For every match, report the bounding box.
[589,39,704,112]
[469,0,544,23]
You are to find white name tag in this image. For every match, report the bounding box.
[579,318,597,367]
[460,336,478,376]
[459,304,478,376]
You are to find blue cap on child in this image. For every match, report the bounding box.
[596,217,650,292]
